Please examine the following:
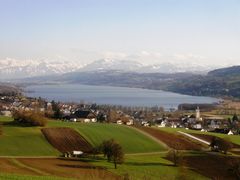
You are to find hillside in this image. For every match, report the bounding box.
[0,83,21,96]
[48,120,166,153]
[0,116,59,156]
[165,66,240,98]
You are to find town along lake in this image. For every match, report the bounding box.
[24,84,219,109]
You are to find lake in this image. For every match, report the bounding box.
[25,84,219,109]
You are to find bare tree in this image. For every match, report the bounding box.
[101,139,124,169]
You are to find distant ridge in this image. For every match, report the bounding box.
[0,58,220,79]
[208,65,240,77]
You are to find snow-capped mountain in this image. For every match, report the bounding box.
[138,62,218,74]
[0,58,83,79]
[78,59,217,74]
[78,59,144,72]
[0,58,221,80]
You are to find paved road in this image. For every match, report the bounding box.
[177,131,210,145]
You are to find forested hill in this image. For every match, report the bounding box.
[19,65,240,99]
[165,66,240,98]
[0,83,21,96]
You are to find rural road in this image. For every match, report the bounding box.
[177,131,210,145]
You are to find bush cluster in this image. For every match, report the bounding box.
[12,110,48,127]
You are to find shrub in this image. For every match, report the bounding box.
[12,110,48,127]
[210,137,233,154]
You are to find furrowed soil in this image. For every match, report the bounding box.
[41,127,93,153]
[178,153,240,180]
[137,127,203,150]
[0,158,37,175]
[0,158,120,180]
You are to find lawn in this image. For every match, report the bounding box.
[0,116,59,156]
[47,120,166,153]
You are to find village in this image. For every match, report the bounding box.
[0,93,239,136]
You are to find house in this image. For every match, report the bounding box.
[73,110,97,123]
[157,120,167,128]
[141,120,150,126]
[0,110,11,116]
[228,130,234,135]
[192,123,202,130]
[126,119,134,126]
[116,120,122,125]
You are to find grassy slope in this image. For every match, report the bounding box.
[0,116,59,156]
[0,173,73,180]
[48,120,166,153]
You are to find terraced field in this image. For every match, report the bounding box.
[1,115,239,179]
[136,126,204,150]
[48,120,166,153]
[42,127,93,153]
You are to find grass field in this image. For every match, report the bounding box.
[48,120,166,153]
[0,116,166,154]
[0,173,72,180]
[87,153,209,180]
[0,116,59,156]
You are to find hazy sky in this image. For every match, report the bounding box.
[0,0,239,65]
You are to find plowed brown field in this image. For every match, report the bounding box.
[180,154,240,180]
[41,127,93,153]
[137,127,203,150]
[0,158,120,180]
[18,158,121,180]
[189,133,240,148]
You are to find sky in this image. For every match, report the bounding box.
[0,0,239,65]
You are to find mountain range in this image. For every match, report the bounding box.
[0,58,83,79]
[1,58,239,98]
[0,58,220,79]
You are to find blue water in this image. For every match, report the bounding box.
[25,84,219,109]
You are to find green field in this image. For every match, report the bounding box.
[86,153,209,180]
[0,116,165,155]
[48,120,166,153]
[0,116,59,156]
[0,173,73,180]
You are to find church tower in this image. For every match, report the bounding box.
[196,106,201,120]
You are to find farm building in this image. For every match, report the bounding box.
[74,110,97,123]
